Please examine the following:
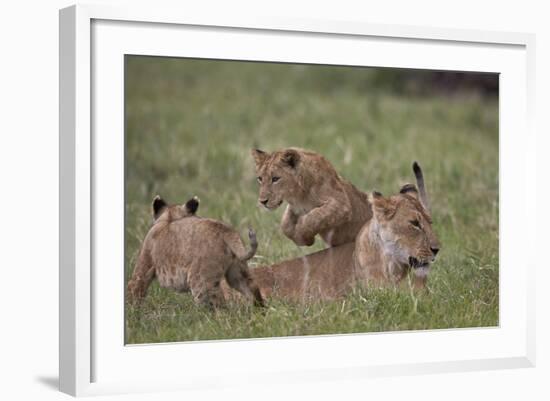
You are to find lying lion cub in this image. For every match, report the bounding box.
[252,147,372,247]
[354,162,440,289]
[250,162,440,300]
[127,196,264,308]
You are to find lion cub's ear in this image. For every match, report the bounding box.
[281,149,300,169]
[399,183,419,199]
[251,149,268,167]
[184,196,200,215]
[370,191,397,220]
[152,195,167,220]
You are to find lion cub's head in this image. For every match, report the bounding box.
[151,195,199,223]
[370,163,440,277]
[251,148,303,210]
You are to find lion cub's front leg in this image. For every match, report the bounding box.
[281,206,315,246]
[293,198,351,247]
[281,205,298,237]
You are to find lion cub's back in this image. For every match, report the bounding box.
[149,217,237,291]
[152,216,235,263]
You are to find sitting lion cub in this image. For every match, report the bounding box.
[252,147,372,247]
[127,196,264,308]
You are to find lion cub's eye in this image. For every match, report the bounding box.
[257,177,262,183]
[410,219,421,228]
[271,176,281,183]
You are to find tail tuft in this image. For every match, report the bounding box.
[412,161,430,212]
[248,227,257,249]
[412,161,422,180]
[244,227,258,261]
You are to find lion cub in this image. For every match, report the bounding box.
[127,196,264,308]
[252,147,372,247]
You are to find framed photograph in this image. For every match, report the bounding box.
[59,4,536,396]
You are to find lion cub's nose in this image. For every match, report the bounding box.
[260,199,269,206]
[430,247,440,256]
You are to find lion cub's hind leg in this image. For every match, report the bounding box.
[222,228,265,307]
[127,251,156,302]
[127,266,156,301]
[225,263,265,307]
[191,279,225,309]
[188,262,226,309]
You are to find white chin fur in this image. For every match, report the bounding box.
[413,266,430,278]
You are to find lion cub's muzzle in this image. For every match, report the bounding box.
[259,198,283,210]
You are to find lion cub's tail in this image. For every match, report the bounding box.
[225,228,258,262]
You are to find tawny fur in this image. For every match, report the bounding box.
[353,189,440,290]
[127,197,264,308]
[250,242,356,301]
[247,163,441,300]
[252,147,372,247]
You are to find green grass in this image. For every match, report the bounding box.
[124,56,499,344]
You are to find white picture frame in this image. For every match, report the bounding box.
[59,4,536,397]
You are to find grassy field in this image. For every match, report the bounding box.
[124,56,499,344]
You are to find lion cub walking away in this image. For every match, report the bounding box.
[127,196,264,308]
[252,147,372,247]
